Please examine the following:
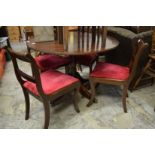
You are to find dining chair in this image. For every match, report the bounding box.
[132,27,155,90]
[87,39,148,112]
[26,26,71,72]
[0,48,6,80]
[132,54,155,90]
[35,54,71,72]
[76,26,107,73]
[8,48,80,129]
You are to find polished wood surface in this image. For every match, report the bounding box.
[27,30,119,101]
[27,31,119,56]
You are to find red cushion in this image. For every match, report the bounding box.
[35,54,71,71]
[76,54,97,66]
[90,62,130,80]
[0,49,6,65]
[0,49,6,79]
[23,70,79,95]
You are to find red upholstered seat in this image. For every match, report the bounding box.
[35,54,71,71]
[0,48,6,65]
[23,70,79,95]
[0,48,6,79]
[76,54,97,66]
[90,62,130,80]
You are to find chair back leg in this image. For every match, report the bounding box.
[87,78,96,107]
[122,83,128,113]
[22,87,30,120]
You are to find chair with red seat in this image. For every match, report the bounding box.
[25,28,71,72]
[87,39,148,112]
[35,54,71,72]
[8,48,80,129]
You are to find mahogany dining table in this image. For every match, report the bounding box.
[27,30,119,100]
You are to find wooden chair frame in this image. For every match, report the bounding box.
[87,39,148,112]
[8,48,80,129]
[132,27,155,90]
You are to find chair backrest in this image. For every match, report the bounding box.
[128,39,149,84]
[8,48,45,96]
[54,26,70,45]
[77,26,107,50]
[53,26,64,44]
[78,26,107,43]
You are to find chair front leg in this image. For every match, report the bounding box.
[73,87,80,113]
[87,78,96,107]
[22,88,30,120]
[42,98,50,129]
[122,83,128,113]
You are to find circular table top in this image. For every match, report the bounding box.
[27,31,119,56]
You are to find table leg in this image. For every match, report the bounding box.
[68,56,95,101]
